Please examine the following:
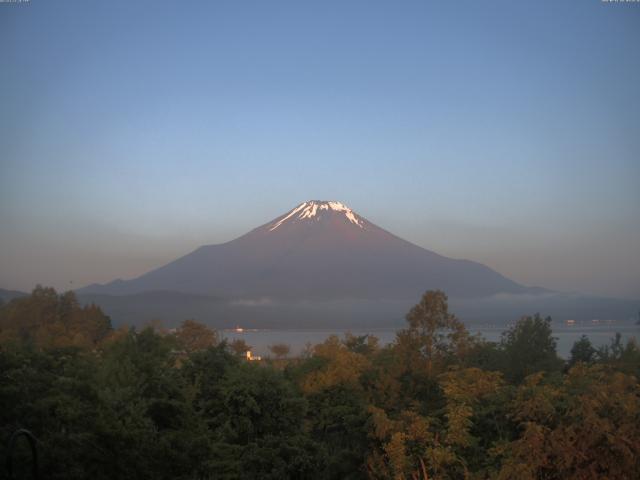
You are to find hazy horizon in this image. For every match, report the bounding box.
[1,1,639,299]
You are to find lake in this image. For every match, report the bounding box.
[222,322,639,359]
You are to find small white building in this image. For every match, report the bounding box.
[246,350,261,361]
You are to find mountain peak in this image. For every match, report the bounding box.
[269,200,364,231]
[79,199,533,301]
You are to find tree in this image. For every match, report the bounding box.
[495,364,640,479]
[597,334,640,377]
[300,335,370,395]
[396,290,471,376]
[0,286,111,348]
[269,343,291,359]
[143,318,168,335]
[342,332,379,356]
[500,314,563,383]
[307,384,369,479]
[207,363,324,478]
[229,338,251,356]
[57,290,79,323]
[568,335,596,366]
[174,319,218,353]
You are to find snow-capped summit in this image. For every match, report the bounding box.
[269,200,364,231]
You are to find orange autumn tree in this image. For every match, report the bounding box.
[494,363,640,479]
[300,334,372,394]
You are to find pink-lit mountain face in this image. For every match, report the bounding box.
[80,201,532,300]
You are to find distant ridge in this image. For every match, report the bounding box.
[0,288,28,303]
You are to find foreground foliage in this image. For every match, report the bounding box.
[1,288,639,479]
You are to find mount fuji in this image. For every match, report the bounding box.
[80,200,537,300]
[77,201,636,327]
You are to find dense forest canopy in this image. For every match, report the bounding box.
[0,286,112,349]
[1,287,639,479]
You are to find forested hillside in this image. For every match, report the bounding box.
[1,288,639,479]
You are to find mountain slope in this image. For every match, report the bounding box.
[0,288,28,303]
[80,200,534,300]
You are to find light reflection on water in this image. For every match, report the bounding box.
[221,324,639,359]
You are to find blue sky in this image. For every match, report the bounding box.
[1,0,639,298]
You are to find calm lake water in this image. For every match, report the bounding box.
[222,323,640,359]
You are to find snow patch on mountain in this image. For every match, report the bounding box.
[269,200,364,231]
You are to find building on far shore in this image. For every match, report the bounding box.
[246,350,261,361]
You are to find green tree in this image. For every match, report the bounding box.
[597,333,640,377]
[269,343,291,359]
[568,335,596,366]
[499,314,563,383]
[92,327,210,480]
[205,362,324,478]
[306,384,369,479]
